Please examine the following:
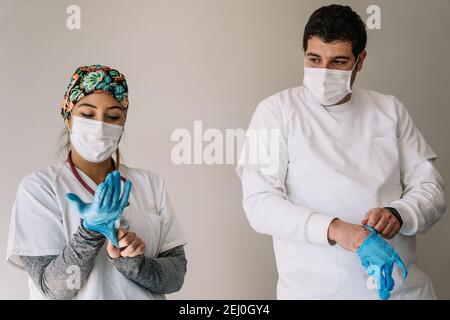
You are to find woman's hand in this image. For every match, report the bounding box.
[66,171,132,247]
[107,228,146,259]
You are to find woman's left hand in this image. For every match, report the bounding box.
[107,228,146,258]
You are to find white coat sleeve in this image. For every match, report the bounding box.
[6,173,67,269]
[157,181,188,253]
[236,97,335,245]
[388,98,447,235]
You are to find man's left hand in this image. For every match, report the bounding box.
[361,208,401,239]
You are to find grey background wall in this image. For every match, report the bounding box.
[0,0,449,299]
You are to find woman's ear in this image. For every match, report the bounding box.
[65,118,72,135]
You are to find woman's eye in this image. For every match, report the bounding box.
[108,116,120,120]
[81,113,94,118]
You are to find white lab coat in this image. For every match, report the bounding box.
[6,161,187,299]
[236,86,446,299]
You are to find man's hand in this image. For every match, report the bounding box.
[361,208,401,239]
[328,219,370,252]
[107,228,146,259]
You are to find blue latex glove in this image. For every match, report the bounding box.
[357,226,408,300]
[65,170,132,247]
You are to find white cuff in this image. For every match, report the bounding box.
[389,200,418,236]
[305,213,335,245]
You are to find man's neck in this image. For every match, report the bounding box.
[332,93,352,106]
[70,150,114,185]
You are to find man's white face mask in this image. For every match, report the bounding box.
[68,116,124,163]
[303,56,360,106]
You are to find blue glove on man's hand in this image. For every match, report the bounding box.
[65,170,132,247]
[357,226,408,300]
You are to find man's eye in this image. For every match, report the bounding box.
[310,58,320,63]
[108,116,120,120]
[334,61,346,65]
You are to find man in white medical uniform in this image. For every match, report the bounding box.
[236,4,446,299]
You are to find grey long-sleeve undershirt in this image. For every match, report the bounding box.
[108,245,187,294]
[20,221,105,300]
[20,221,187,299]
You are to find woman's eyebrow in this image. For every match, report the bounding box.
[78,103,97,109]
[78,104,124,111]
[108,106,126,111]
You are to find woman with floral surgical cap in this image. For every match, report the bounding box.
[6,65,188,300]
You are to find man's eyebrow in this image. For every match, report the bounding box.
[306,53,352,60]
[333,56,352,60]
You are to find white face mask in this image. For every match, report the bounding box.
[303,56,360,106]
[68,116,124,163]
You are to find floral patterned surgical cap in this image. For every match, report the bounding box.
[61,64,129,120]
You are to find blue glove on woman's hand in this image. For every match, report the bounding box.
[65,170,132,247]
[357,226,408,300]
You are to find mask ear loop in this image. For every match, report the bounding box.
[65,120,72,135]
[65,109,73,160]
[113,107,127,171]
[346,55,361,91]
[352,55,361,72]
[65,108,75,136]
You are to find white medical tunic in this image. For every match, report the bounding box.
[7,161,187,300]
[237,86,446,299]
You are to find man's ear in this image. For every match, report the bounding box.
[356,50,368,72]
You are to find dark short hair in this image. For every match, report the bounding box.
[303,4,367,58]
